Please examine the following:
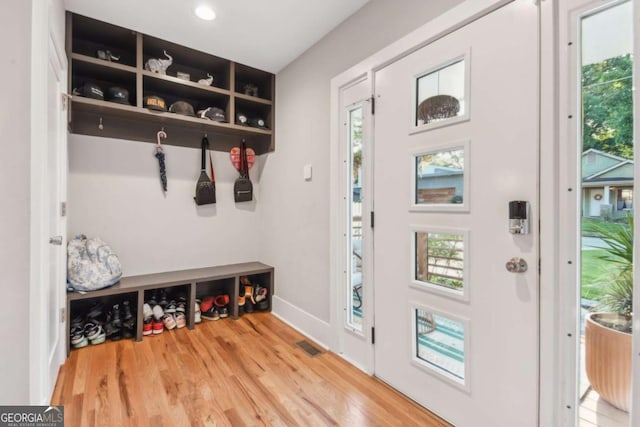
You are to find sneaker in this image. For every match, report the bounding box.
[122,300,134,321]
[218,307,229,318]
[165,300,177,314]
[194,301,202,324]
[174,312,186,328]
[73,336,89,348]
[162,313,177,330]
[147,290,158,306]
[143,303,153,320]
[158,289,169,308]
[90,330,106,345]
[152,318,164,335]
[152,304,164,321]
[201,306,220,321]
[143,318,153,336]
[245,299,254,313]
[70,325,85,346]
[84,322,101,341]
[111,304,122,328]
[200,296,214,313]
[176,301,186,313]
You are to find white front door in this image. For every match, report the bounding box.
[372,1,539,425]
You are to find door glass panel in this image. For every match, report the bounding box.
[414,231,465,295]
[579,2,632,424]
[416,59,465,126]
[415,147,465,206]
[414,308,466,384]
[348,106,363,331]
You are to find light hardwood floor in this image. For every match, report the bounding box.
[52,312,450,426]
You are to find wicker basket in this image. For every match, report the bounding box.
[418,95,460,124]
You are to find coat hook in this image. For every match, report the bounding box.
[98,117,104,131]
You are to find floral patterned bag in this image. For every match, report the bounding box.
[67,235,122,291]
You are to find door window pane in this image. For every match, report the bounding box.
[415,147,465,206]
[414,231,465,294]
[414,309,466,384]
[348,106,363,331]
[416,59,466,126]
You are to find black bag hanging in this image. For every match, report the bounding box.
[234,140,253,202]
[194,137,216,205]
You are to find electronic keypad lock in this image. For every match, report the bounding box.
[509,201,529,235]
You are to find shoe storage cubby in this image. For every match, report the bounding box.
[66,262,273,355]
[67,12,275,154]
[69,291,138,351]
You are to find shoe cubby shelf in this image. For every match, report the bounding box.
[66,262,274,355]
[67,13,276,154]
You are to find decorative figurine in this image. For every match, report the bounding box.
[198,73,214,86]
[243,83,259,97]
[145,50,173,75]
[96,49,120,62]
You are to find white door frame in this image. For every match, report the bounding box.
[556,0,638,425]
[331,0,563,425]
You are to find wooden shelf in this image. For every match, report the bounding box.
[67,12,275,153]
[71,96,272,153]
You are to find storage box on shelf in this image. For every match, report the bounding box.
[66,262,274,355]
[66,13,275,154]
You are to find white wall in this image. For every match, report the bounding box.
[262,0,464,326]
[0,0,33,405]
[68,135,264,276]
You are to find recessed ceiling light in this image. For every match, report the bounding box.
[195,5,216,21]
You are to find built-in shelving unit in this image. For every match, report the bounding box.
[66,13,275,154]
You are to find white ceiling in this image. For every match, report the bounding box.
[64,0,370,73]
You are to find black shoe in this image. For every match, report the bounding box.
[122,300,134,321]
[245,299,254,313]
[111,304,122,328]
[158,289,169,308]
[147,290,158,306]
[85,302,105,321]
[122,328,134,339]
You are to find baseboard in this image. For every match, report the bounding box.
[271,296,333,350]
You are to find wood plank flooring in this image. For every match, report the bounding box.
[52,312,450,427]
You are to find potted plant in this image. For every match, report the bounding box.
[584,216,633,412]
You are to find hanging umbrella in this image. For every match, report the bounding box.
[155,130,168,192]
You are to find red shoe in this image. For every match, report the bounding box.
[143,318,153,336]
[152,318,164,335]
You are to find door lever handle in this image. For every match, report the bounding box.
[506,257,527,273]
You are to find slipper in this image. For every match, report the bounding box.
[174,312,186,328]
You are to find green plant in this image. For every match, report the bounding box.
[584,215,633,331]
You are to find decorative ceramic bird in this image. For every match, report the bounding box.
[198,73,214,86]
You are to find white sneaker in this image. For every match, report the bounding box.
[194,301,202,323]
[143,303,153,320]
[152,304,164,321]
